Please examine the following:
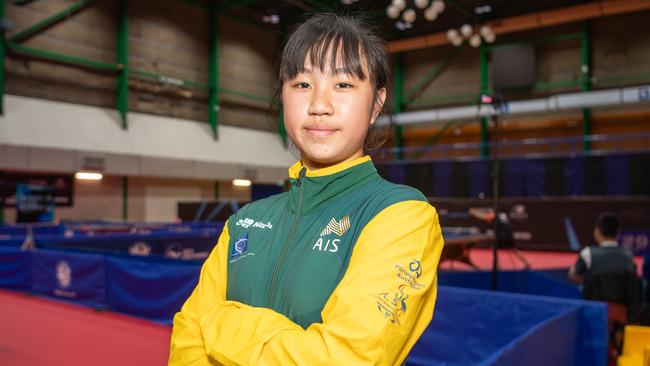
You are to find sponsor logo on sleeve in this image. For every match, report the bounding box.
[236,218,273,230]
[230,233,255,263]
[395,259,426,290]
[374,284,409,325]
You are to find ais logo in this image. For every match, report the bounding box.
[312,238,339,253]
[312,216,350,253]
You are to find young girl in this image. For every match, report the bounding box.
[169,13,443,366]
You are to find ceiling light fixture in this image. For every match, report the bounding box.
[232,179,252,187]
[414,0,429,9]
[402,8,416,23]
[75,172,103,181]
[387,0,446,24]
[474,5,492,14]
[447,24,496,47]
[262,14,280,24]
[386,4,400,19]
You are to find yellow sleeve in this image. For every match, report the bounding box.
[200,200,444,366]
[169,222,231,366]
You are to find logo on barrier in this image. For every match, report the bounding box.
[56,261,72,289]
[165,243,184,259]
[128,241,151,256]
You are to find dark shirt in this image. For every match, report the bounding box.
[574,243,636,280]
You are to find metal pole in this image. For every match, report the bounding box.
[491,112,500,291]
[208,5,219,140]
[7,0,92,43]
[581,21,592,152]
[277,106,288,147]
[0,0,5,116]
[6,43,118,71]
[116,0,128,129]
[479,46,490,158]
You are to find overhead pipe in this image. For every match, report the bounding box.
[386,0,650,53]
[395,85,650,126]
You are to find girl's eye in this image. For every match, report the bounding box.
[295,82,311,89]
[337,82,353,89]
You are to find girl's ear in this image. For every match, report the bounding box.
[370,88,387,125]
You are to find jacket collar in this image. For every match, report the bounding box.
[286,156,377,214]
[288,156,372,179]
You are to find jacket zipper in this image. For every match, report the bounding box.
[266,166,306,307]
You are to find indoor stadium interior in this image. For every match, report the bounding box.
[1,1,649,365]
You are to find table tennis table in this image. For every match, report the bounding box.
[441,227,493,269]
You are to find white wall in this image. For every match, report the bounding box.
[0,175,254,223]
[0,94,294,183]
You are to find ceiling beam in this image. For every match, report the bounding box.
[386,0,650,53]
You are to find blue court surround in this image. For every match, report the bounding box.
[0,244,607,365]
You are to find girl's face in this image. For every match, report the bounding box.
[282,56,386,170]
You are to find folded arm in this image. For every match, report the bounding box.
[200,201,444,366]
[169,223,231,366]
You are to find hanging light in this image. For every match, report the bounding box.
[395,21,413,31]
[460,24,473,39]
[392,0,407,11]
[432,0,445,13]
[469,34,482,48]
[414,0,430,9]
[402,8,416,23]
[446,28,459,42]
[484,31,496,43]
[386,4,400,19]
[479,25,492,38]
[262,14,280,24]
[450,35,463,47]
[424,6,438,21]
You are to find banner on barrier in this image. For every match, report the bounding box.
[408,286,606,366]
[106,256,200,323]
[36,231,220,260]
[0,247,31,290]
[32,250,107,308]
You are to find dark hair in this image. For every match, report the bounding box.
[272,13,393,154]
[596,212,619,238]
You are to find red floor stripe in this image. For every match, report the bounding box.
[0,290,171,366]
[439,248,644,274]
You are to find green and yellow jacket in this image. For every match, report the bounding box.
[169,156,444,366]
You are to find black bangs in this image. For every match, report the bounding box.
[279,14,369,82]
[271,13,393,156]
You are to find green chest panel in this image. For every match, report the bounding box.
[225,163,425,329]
